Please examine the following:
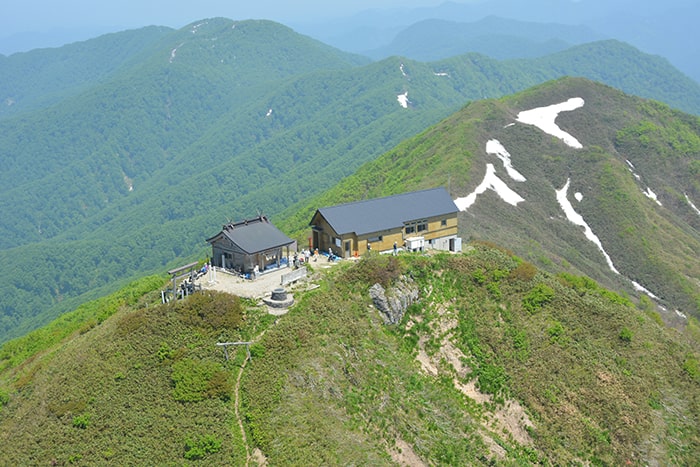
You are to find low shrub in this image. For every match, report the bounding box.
[72,413,91,429]
[342,254,403,287]
[476,363,508,398]
[523,283,555,314]
[176,291,244,334]
[172,358,232,402]
[0,387,9,411]
[618,327,633,343]
[184,433,222,460]
[509,261,537,282]
[683,355,700,383]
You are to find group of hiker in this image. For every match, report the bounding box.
[292,247,327,268]
[291,240,402,268]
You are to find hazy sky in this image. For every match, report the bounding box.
[1,0,449,36]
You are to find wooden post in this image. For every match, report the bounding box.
[216,342,252,361]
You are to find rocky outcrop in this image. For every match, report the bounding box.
[369,276,419,325]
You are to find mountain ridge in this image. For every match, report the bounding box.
[1,19,699,343]
[278,77,700,321]
[363,16,602,61]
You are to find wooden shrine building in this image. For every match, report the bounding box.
[206,215,295,274]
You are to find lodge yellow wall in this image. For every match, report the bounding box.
[311,211,458,258]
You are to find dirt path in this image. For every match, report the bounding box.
[233,328,271,467]
[234,355,250,464]
[213,261,337,465]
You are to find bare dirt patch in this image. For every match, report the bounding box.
[413,303,535,453]
[388,438,426,467]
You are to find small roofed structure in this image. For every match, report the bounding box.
[206,215,295,275]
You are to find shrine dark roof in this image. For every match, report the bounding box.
[206,216,294,254]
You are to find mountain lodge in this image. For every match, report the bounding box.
[309,187,462,258]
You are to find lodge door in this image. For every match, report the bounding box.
[312,230,320,250]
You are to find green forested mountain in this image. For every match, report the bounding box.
[279,77,700,323]
[432,40,700,116]
[0,26,173,119]
[2,18,700,343]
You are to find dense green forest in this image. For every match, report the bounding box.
[0,26,173,120]
[2,19,700,343]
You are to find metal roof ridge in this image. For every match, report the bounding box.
[319,187,447,211]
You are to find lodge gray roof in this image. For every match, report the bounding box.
[206,216,294,254]
[314,188,459,236]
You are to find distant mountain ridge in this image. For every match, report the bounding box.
[295,0,700,83]
[363,16,602,61]
[1,18,700,342]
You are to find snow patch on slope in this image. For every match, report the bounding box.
[685,193,700,216]
[486,139,526,182]
[397,92,410,108]
[643,187,662,206]
[556,178,619,274]
[454,164,524,211]
[516,98,585,148]
[626,159,663,206]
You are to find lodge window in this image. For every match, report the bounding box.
[405,220,428,234]
[368,235,383,242]
[441,219,447,226]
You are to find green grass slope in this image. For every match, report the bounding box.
[278,77,700,320]
[1,247,698,464]
[0,280,270,465]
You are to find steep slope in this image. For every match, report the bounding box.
[240,251,700,465]
[1,249,698,464]
[3,24,700,343]
[279,77,700,321]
